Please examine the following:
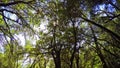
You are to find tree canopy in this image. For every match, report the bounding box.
[0,0,120,68]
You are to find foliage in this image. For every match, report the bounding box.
[0,0,120,68]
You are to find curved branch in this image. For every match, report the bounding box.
[0,0,33,7]
[81,16,120,41]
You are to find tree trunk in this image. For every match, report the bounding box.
[70,20,77,68]
[90,26,108,68]
[75,54,79,68]
[52,50,61,68]
[55,51,61,68]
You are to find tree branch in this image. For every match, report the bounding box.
[90,26,108,68]
[105,14,120,23]
[80,16,120,41]
[0,0,33,7]
[108,0,120,10]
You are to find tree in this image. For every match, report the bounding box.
[0,0,120,68]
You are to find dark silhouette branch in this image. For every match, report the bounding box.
[108,0,120,10]
[98,43,120,58]
[81,16,120,41]
[98,38,120,49]
[0,14,17,22]
[0,0,33,7]
[105,14,120,23]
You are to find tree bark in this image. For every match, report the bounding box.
[52,51,61,68]
[70,20,77,68]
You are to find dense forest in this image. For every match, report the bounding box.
[0,0,120,68]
